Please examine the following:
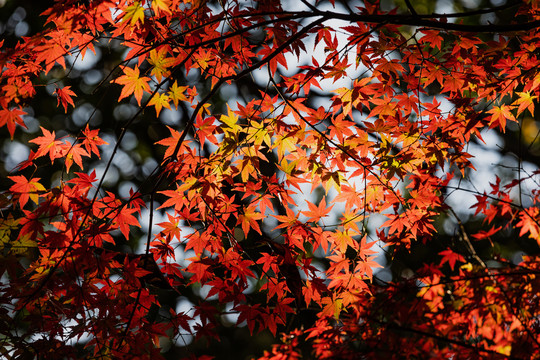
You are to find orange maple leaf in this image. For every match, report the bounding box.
[64,144,89,173]
[514,91,537,116]
[238,205,264,235]
[114,65,151,105]
[156,126,182,159]
[9,176,46,208]
[320,295,343,320]
[487,105,516,131]
[302,197,334,223]
[151,0,172,15]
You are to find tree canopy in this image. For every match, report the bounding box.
[1,0,540,358]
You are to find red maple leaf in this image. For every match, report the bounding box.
[54,86,76,113]
[81,125,108,158]
[114,206,141,240]
[439,248,465,271]
[8,176,46,208]
[0,107,27,139]
[29,127,63,162]
[67,170,97,195]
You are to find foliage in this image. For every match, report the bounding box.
[1,0,540,358]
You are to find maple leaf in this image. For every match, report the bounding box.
[81,125,108,158]
[439,248,465,271]
[148,92,171,116]
[302,197,334,223]
[29,127,63,163]
[184,232,209,254]
[516,208,540,243]
[54,86,76,113]
[186,259,211,284]
[419,29,443,50]
[114,206,141,240]
[440,75,465,94]
[320,295,343,320]
[64,143,89,173]
[333,230,357,254]
[68,170,98,195]
[151,0,172,15]
[10,233,37,256]
[487,105,516,131]
[148,47,176,81]
[33,31,69,73]
[0,107,27,139]
[114,65,151,105]
[424,64,446,87]
[7,0,540,357]
[219,105,241,134]
[194,49,213,70]
[471,226,502,241]
[0,215,20,251]
[272,205,299,230]
[238,205,264,236]
[122,1,145,26]
[333,185,363,211]
[514,91,537,116]
[375,58,404,78]
[157,213,182,241]
[302,279,323,307]
[9,176,46,208]
[256,252,278,276]
[155,126,182,159]
[194,116,218,145]
[168,81,188,108]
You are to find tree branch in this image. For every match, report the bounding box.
[303,9,540,33]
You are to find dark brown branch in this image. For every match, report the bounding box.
[303,9,540,33]
[403,0,418,17]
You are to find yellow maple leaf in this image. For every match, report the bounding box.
[0,215,20,249]
[219,105,241,133]
[321,295,343,320]
[122,1,145,26]
[148,47,176,81]
[246,121,272,148]
[148,92,171,116]
[274,134,298,159]
[11,233,37,255]
[168,81,188,108]
[335,87,353,115]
